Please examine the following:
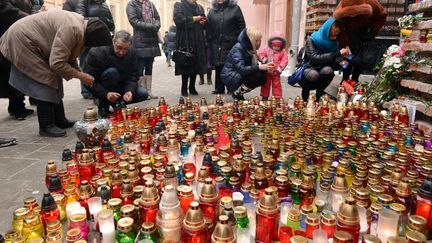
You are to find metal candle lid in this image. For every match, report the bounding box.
[183,201,206,231]
[108,198,122,209]
[407,215,427,230]
[337,197,360,226]
[117,217,134,233]
[333,230,353,242]
[199,178,218,203]
[362,234,380,243]
[13,208,29,220]
[211,215,236,243]
[140,180,160,206]
[287,208,301,221]
[332,172,349,193]
[141,222,156,234]
[405,231,426,243]
[258,187,279,214]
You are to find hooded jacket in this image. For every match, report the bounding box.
[333,0,387,47]
[221,28,260,92]
[165,25,177,51]
[76,0,115,31]
[257,31,288,75]
[206,0,245,67]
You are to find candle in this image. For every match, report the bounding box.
[313,229,328,243]
[66,202,81,222]
[88,197,102,220]
[376,209,399,243]
[98,209,115,243]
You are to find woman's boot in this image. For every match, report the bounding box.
[189,75,199,95]
[37,100,66,137]
[54,101,76,129]
[181,76,188,97]
[145,75,158,99]
[207,70,212,85]
[232,84,251,101]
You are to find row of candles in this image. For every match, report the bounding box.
[4,95,432,243]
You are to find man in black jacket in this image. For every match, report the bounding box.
[83,31,148,117]
[62,0,79,12]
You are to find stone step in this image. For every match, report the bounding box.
[417,120,432,135]
[409,0,432,13]
[401,79,432,94]
[414,19,432,30]
[385,97,432,117]
[408,64,432,75]
[404,42,432,52]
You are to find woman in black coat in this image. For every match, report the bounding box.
[127,0,161,99]
[221,27,271,100]
[207,0,245,94]
[76,0,115,31]
[301,18,350,101]
[173,0,207,97]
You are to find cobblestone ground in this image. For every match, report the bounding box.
[0,56,366,232]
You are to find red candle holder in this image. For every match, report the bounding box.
[279,226,293,243]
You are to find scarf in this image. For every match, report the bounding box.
[140,0,153,23]
[310,18,338,53]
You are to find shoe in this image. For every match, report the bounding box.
[82,93,94,99]
[262,97,269,101]
[199,76,204,85]
[0,138,17,148]
[39,125,66,137]
[181,91,188,97]
[8,98,34,120]
[232,92,244,101]
[189,89,199,96]
[11,108,34,120]
[56,120,77,129]
[212,90,225,94]
[207,79,212,85]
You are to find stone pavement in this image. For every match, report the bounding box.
[0,56,370,232]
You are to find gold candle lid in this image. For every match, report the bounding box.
[11,236,26,243]
[369,203,384,215]
[332,172,349,192]
[287,208,301,221]
[337,197,360,226]
[258,187,278,214]
[362,234,380,243]
[405,231,426,243]
[377,194,394,205]
[46,219,61,232]
[234,206,247,218]
[300,204,313,215]
[334,230,353,242]
[117,217,134,233]
[108,198,122,209]
[24,197,38,208]
[390,203,406,214]
[4,229,20,239]
[70,213,86,223]
[13,207,29,220]
[66,228,82,242]
[290,235,308,243]
[120,204,135,217]
[306,213,319,225]
[199,178,218,203]
[408,215,427,230]
[211,215,236,243]
[141,222,156,234]
[46,231,62,242]
[23,215,41,227]
[183,201,206,231]
[387,236,408,243]
[321,212,336,225]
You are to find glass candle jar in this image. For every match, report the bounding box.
[321,212,336,238]
[138,222,160,243]
[405,215,428,239]
[256,188,279,243]
[53,193,67,222]
[12,208,28,233]
[300,205,313,230]
[336,198,360,243]
[376,209,399,243]
[305,213,320,239]
[68,214,90,240]
[46,220,63,240]
[66,228,83,243]
[116,217,136,243]
[287,208,301,231]
[21,215,44,242]
[182,201,208,243]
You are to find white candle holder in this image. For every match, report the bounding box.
[66,201,81,222]
[377,209,399,243]
[313,229,328,243]
[88,197,103,221]
[98,209,115,243]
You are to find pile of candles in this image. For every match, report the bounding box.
[3,93,432,243]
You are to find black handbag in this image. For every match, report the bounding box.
[172,4,195,67]
[351,39,386,72]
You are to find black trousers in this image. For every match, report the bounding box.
[300,66,334,101]
[241,70,267,90]
[215,66,225,92]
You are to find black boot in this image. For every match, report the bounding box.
[54,101,76,129]
[37,101,66,137]
[181,75,188,96]
[232,84,251,101]
[189,75,198,95]
[207,70,212,85]
[8,97,34,120]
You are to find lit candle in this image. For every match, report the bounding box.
[313,229,328,243]
[88,197,102,221]
[66,202,81,222]
[98,209,115,243]
[376,209,399,243]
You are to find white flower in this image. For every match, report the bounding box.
[386,45,401,56]
[383,56,401,68]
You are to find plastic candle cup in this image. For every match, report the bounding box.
[88,197,103,221]
[377,209,399,243]
[313,229,328,243]
[66,201,81,222]
[98,209,115,243]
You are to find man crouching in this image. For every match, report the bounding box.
[84,30,149,117]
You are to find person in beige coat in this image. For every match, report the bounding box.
[0,10,112,137]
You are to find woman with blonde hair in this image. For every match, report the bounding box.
[221,27,271,100]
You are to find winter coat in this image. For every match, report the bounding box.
[0,10,86,89]
[62,0,79,12]
[206,0,245,67]
[83,45,139,98]
[166,26,177,51]
[76,0,115,31]
[258,32,289,75]
[126,0,161,59]
[173,0,207,76]
[0,0,32,37]
[221,29,260,92]
[333,0,387,48]
[304,37,342,68]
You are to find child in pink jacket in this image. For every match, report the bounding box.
[258,31,289,100]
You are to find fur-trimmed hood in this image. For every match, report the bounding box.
[268,31,287,49]
[333,0,373,19]
[211,0,238,8]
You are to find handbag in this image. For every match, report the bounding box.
[288,47,308,86]
[172,3,195,67]
[351,39,386,72]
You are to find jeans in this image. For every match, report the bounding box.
[138,57,155,76]
[165,51,172,60]
[97,68,148,109]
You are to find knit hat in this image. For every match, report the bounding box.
[333,0,373,19]
[84,19,112,47]
[268,31,287,49]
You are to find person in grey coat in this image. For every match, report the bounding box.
[126,0,161,100]
[163,25,177,67]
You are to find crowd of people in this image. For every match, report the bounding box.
[0,0,387,142]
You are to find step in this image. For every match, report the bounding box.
[385,97,432,117]
[414,19,432,30]
[408,64,432,75]
[400,79,432,94]
[409,0,432,13]
[404,42,432,52]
